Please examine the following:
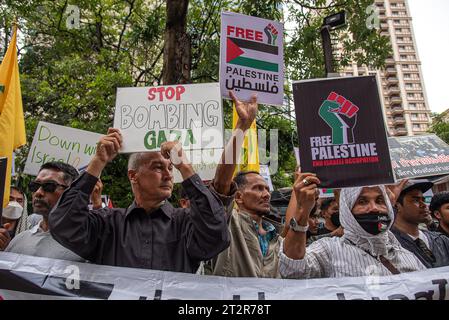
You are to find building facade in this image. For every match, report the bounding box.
[340,0,432,137]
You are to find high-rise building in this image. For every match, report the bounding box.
[339,0,432,137]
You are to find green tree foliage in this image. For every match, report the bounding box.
[1,0,392,206]
[430,113,449,145]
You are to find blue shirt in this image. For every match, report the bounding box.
[253,220,277,257]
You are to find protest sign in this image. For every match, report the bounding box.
[220,12,284,106]
[113,83,223,153]
[388,134,449,180]
[1,252,449,300]
[172,148,223,183]
[293,76,395,188]
[24,122,102,176]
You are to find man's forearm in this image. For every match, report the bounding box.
[213,125,247,195]
[283,210,308,260]
[281,190,298,237]
[49,172,101,260]
[87,157,107,178]
[178,164,195,181]
[183,175,230,259]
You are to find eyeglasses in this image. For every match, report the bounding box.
[28,181,68,193]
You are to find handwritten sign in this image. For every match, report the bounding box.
[173,148,223,183]
[113,83,224,153]
[220,12,284,106]
[24,122,102,176]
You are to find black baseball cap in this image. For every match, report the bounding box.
[400,179,434,196]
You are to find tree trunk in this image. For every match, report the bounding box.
[163,0,191,85]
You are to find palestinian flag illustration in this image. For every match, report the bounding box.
[226,24,279,72]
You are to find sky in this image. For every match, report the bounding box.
[408,0,449,114]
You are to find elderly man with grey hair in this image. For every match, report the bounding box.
[49,91,258,273]
[279,172,426,279]
[48,131,230,273]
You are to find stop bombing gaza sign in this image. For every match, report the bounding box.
[220,11,284,106]
[113,83,224,153]
[293,76,395,188]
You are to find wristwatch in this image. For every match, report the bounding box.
[289,217,309,233]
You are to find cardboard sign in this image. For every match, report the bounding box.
[172,148,223,183]
[24,122,102,176]
[293,76,395,188]
[388,134,449,179]
[114,83,224,153]
[220,12,284,106]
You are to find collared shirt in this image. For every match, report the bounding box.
[407,230,430,248]
[437,225,449,238]
[391,226,449,268]
[5,220,84,262]
[279,235,426,279]
[253,220,277,257]
[48,172,233,273]
[210,209,282,278]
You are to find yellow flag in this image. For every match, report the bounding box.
[232,103,260,175]
[0,26,26,208]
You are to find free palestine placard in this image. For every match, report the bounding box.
[293,76,395,188]
[220,11,284,106]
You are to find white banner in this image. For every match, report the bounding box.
[24,122,102,176]
[1,252,448,300]
[113,83,224,153]
[220,12,284,106]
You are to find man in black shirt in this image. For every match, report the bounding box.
[49,135,232,273]
[49,91,258,274]
[392,180,449,268]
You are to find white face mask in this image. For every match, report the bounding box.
[2,201,23,220]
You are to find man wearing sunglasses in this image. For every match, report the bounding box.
[5,162,85,262]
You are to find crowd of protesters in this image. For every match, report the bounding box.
[1,90,449,281]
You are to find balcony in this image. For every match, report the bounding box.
[395,127,408,136]
[385,58,395,65]
[392,106,404,115]
[387,77,399,84]
[381,23,389,30]
[385,68,397,75]
[393,117,406,124]
[389,86,400,94]
[390,96,402,104]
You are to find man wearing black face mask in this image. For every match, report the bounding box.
[392,180,449,268]
[316,197,343,236]
[279,173,425,279]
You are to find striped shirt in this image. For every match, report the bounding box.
[279,236,426,279]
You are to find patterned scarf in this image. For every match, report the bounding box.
[340,185,402,259]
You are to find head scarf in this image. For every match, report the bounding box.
[340,185,402,259]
